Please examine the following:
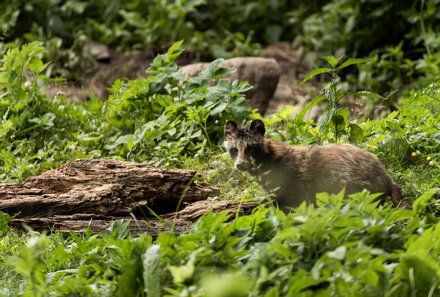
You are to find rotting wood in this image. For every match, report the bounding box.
[10,200,259,236]
[0,159,261,235]
[0,159,219,217]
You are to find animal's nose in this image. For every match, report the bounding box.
[235,161,246,171]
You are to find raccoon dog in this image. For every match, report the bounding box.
[223,119,408,210]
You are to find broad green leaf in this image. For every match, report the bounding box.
[400,253,440,297]
[277,105,296,121]
[317,109,332,132]
[322,55,340,68]
[413,188,437,214]
[301,68,331,84]
[264,285,280,297]
[334,107,350,127]
[295,94,326,120]
[143,245,161,297]
[28,56,47,73]
[0,120,13,136]
[106,134,135,150]
[210,102,227,115]
[168,254,195,284]
[167,40,184,60]
[28,116,42,124]
[233,81,253,93]
[0,72,9,85]
[214,66,236,78]
[387,209,414,222]
[201,272,251,297]
[327,246,347,260]
[168,40,184,53]
[336,57,374,71]
[40,112,55,127]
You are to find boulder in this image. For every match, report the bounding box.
[181,57,281,115]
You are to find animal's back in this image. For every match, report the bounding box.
[307,144,392,197]
[261,142,403,209]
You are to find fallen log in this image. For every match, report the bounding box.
[11,200,259,236]
[0,159,218,217]
[0,159,260,235]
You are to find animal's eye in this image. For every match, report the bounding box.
[229,147,238,158]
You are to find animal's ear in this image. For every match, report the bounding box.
[224,121,238,137]
[249,119,265,136]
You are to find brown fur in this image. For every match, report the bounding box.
[224,119,409,210]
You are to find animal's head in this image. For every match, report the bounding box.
[223,119,266,171]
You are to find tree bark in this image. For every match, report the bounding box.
[0,159,258,235]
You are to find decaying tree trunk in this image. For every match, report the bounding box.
[0,159,259,235]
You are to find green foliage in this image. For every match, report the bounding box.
[0,39,440,296]
[360,83,440,199]
[298,0,440,96]
[299,56,378,143]
[101,41,253,165]
[1,221,153,296]
[0,41,253,179]
[0,212,11,237]
[0,41,94,181]
[2,0,439,100]
[86,0,205,50]
[0,0,262,66]
[2,191,440,296]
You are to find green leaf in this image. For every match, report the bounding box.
[28,56,47,73]
[77,132,103,143]
[413,188,438,214]
[317,109,332,132]
[400,253,440,296]
[295,94,326,120]
[348,123,364,143]
[327,246,346,260]
[334,107,350,127]
[166,40,184,61]
[143,245,161,297]
[387,209,413,222]
[301,68,332,84]
[0,211,11,236]
[40,112,56,127]
[350,90,383,100]
[214,66,236,78]
[210,102,227,115]
[168,254,196,284]
[336,57,373,71]
[322,55,340,68]
[107,134,135,150]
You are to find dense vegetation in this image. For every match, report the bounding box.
[1,0,440,296]
[1,0,439,94]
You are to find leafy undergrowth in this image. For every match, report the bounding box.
[1,191,440,296]
[1,41,440,296]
